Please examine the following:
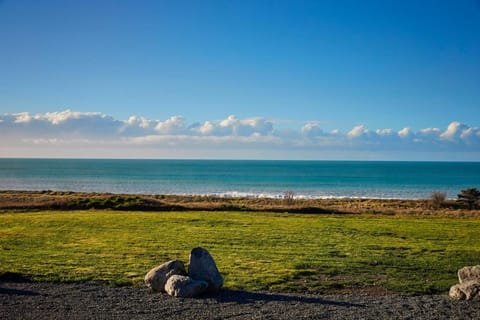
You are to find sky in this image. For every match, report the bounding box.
[1,0,479,160]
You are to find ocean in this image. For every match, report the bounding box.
[0,159,479,199]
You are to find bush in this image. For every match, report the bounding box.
[457,188,480,209]
[283,191,295,205]
[430,191,447,209]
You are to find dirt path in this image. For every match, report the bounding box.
[1,281,479,319]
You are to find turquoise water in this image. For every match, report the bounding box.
[0,159,479,199]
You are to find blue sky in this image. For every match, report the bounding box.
[1,0,479,160]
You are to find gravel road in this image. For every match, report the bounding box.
[1,281,479,319]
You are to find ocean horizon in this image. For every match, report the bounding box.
[1,158,479,200]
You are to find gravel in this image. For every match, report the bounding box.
[1,281,479,320]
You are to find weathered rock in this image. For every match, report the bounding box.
[164,275,209,298]
[188,247,223,292]
[449,280,480,300]
[449,284,466,300]
[144,260,187,292]
[458,265,480,284]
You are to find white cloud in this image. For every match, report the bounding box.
[197,121,215,135]
[219,115,237,128]
[440,121,471,142]
[1,110,479,159]
[348,124,368,138]
[14,112,33,123]
[376,128,393,136]
[301,122,324,137]
[3,110,121,138]
[193,115,273,137]
[398,127,411,138]
[460,127,480,142]
[33,109,107,125]
[154,116,186,134]
[126,116,153,129]
[419,127,441,136]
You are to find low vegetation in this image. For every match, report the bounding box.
[2,190,480,216]
[457,188,480,209]
[283,190,296,205]
[1,210,479,295]
[430,191,447,209]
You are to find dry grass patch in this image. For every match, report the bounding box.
[2,191,480,217]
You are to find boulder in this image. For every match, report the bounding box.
[164,275,209,298]
[144,260,187,292]
[449,280,480,300]
[188,247,223,292]
[458,265,480,284]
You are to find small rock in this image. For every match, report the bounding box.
[458,265,480,284]
[144,260,187,292]
[450,280,480,300]
[164,275,209,298]
[449,284,466,300]
[188,247,223,292]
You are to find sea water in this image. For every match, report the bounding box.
[0,159,479,199]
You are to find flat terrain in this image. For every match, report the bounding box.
[1,190,480,216]
[1,194,480,294]
[1,191,480,318]
[2,281,480,320]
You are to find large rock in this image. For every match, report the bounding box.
[188,247,223,292]
[449,280,480,300]
[144,260,187,292]
[164,275,209,298]
[458,265,480,284]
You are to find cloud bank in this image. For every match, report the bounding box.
[1,110,479,160]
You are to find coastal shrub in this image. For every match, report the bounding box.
[67,195,145,210]
[283,191,295,205]
[457,188,480,209]
[430,191,447,209]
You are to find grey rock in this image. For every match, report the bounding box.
[449,280,480,300]
[164,275,209,298]
[458,265,480,284]
[144,260,187,292]
[188,247,223,292]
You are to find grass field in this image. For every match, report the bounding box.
[1,210,479,295]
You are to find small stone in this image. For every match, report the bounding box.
[188,247,223,292]
[450,280,480,300]
[458,265,480,284]
[144,260,187,292]
[449,284,466,300]
[164,275,209,298]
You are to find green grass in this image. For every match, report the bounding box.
[1,210,479,295]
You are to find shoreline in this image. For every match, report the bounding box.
[0,188,450,201]
[1,190,479,216]
[0,188,446,200]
